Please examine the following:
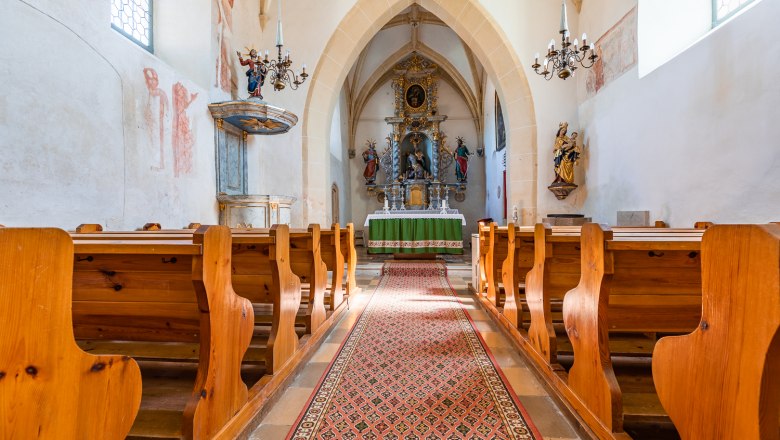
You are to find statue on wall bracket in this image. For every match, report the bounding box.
[453,137,472,182]
[237,48,268,100]
[362,139,379,184]
[548,122,582,200]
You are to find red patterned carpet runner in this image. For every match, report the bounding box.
[288,261,541,439]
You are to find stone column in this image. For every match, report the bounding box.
[431,130,440,180]
[391,130,400,181]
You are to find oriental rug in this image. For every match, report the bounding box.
[287,261,540,439]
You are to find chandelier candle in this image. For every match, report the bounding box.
[532,0,598,80]
[261,0,308,91]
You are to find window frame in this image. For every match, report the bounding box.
[111,0,154,53]
[712,0,755,28]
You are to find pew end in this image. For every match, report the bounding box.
[653,224,780,439]
[75,223,103,233]
[0,228,142,439]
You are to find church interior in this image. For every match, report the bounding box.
[1,0,778,439]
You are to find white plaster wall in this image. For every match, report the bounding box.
[418,24,475,90]
[473,0,582,220]
[483,81,506,223]
[329,88,352,225]
[355,25,410,91]
[0,0,217,229]
[349,78,485,237]
[155,0,212,90]
[577,0,780,226]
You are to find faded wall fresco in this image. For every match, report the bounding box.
[172,82,198,177]
[215,0,235,94]
[585,7,637,98]
[143,68,169,170]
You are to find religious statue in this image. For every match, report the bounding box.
[548,122,582,199]
[362,140,378,184]
[453,137,471,182]
[237,49,268,99]
[406,148,430,180]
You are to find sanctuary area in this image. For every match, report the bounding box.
[1,1,778,439]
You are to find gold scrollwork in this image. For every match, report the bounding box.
[216,118,224,130]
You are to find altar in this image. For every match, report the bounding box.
[365,211,466,255]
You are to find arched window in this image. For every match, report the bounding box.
[712,0,756,26]
[111,0,153,52]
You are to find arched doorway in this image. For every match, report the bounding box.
[331,183,340,225]
[301,0,537,225]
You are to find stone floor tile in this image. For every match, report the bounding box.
[250,424,291,439]
[501,366,548,397]
[325,327,349,343]
[517,395,580,439]
[472,319,498,332]
[310,342,342,363]
[479,331,511,349]
[293,361,329,388]
[488,347,525,368]
[465,309,490,321]
[259,387,314,426]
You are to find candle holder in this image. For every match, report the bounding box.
[260,0,309,91]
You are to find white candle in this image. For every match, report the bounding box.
[275,0,284,47]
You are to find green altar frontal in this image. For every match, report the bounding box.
[367,217,463,254]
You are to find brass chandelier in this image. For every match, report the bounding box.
[532,0,597,80]
[261,0,308,90]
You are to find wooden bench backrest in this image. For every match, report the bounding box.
[339,223,358,296]
[0,228,142,439]
[607,230,703,332]
[228,226,301,372]
[71,238,204,342]
[653,224,780,439]
[320,224,345,310]
[562,223,706,432]
[71,226,254,438]
[288,225,327,332]
[561,223,623,431]
[478,222,495,299]
[496,224,535,328]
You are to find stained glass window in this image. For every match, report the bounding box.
[111,0,153,52]
[713,0,755,26]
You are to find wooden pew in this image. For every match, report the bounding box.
[230,226,326,336]
[653,224,780,439]
[320,224,345,310]
[75,223,103,232]
[524,224,583,368]
[495,224,535,328]
[226,226,303,373]
[69,226,254,439]
[477,221,495,299]
[0,228,143,439]
[563,223,704,435]
[73,225,325,338]
[341,223,359,298]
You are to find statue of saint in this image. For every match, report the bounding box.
[362,141,378,183]
[406,148,429,180]
[553,123,581,184]
[237,49,268,99]
[453,137,471,182]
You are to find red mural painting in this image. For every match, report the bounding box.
[143,68,169,170]
[585,7,637,98]
[215,0,235,93]
[172,82,198,177]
